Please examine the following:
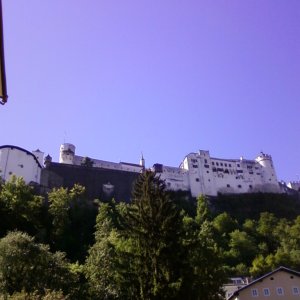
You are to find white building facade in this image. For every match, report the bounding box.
[153,150,280,197]
[153,163,190,192]
[0,145,43,184]
[59,143,144,173]
[0,143,283,198]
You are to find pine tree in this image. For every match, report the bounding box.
[125,170,183,299]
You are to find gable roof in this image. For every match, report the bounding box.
[228,266,300,299]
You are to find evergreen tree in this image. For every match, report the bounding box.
[125,170,183,299]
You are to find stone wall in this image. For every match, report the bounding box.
[41,162,140,202]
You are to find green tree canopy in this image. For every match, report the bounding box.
[0,231,78,298]
[0,176,44,238]
[125,170,183,299]
[48,184,97,261]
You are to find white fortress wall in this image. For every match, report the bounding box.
[60,143,143,173]
[179,150,280,197]
[58,143,281,196]
[152,164,189,192]
[0,146,42,184]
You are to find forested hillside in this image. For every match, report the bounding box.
[0,174,299,299]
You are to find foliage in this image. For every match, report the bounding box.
[81,157,94,168]
[0,231,78,298]
[213,192,300,222]
[0,176,44,239]
[5,289,68,299]
[86,176,227,300]
[2,175,300,297]
[125,170,183,299]
[180,196,226,300]
[85,201,133,299]
[48,185,97,262]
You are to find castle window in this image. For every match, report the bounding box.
[227,184,230,188]
[229,164,232,167]
[249,185,253,189]
[204,159,207,163]
[216,162,219,166]
[224,169,229,174]
[206,171,209,173]
[220,163,223,166]
[212,167,217,172]
[225,163,227,167]
[238,185,242,188]
[237,164,240,167]
[195,178,199,182]
[263,288,270,296]
[193,165,198,168]
[204,164,209,168]
[212,162,215,165]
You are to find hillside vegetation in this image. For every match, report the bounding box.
[0,175,299,299]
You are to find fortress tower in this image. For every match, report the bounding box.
[139,154,145,169]
[255,152,279,191]
[59,143,75,164]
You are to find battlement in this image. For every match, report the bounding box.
[256,152,272,160]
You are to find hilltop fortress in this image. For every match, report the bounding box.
[0,143,297,200]
[57,143,281,197]
[154,150,280,196]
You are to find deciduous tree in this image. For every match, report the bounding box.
[0,231,78,298]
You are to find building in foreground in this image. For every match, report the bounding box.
[228,266,300,300]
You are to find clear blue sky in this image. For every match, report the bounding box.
[1,1,299,182]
